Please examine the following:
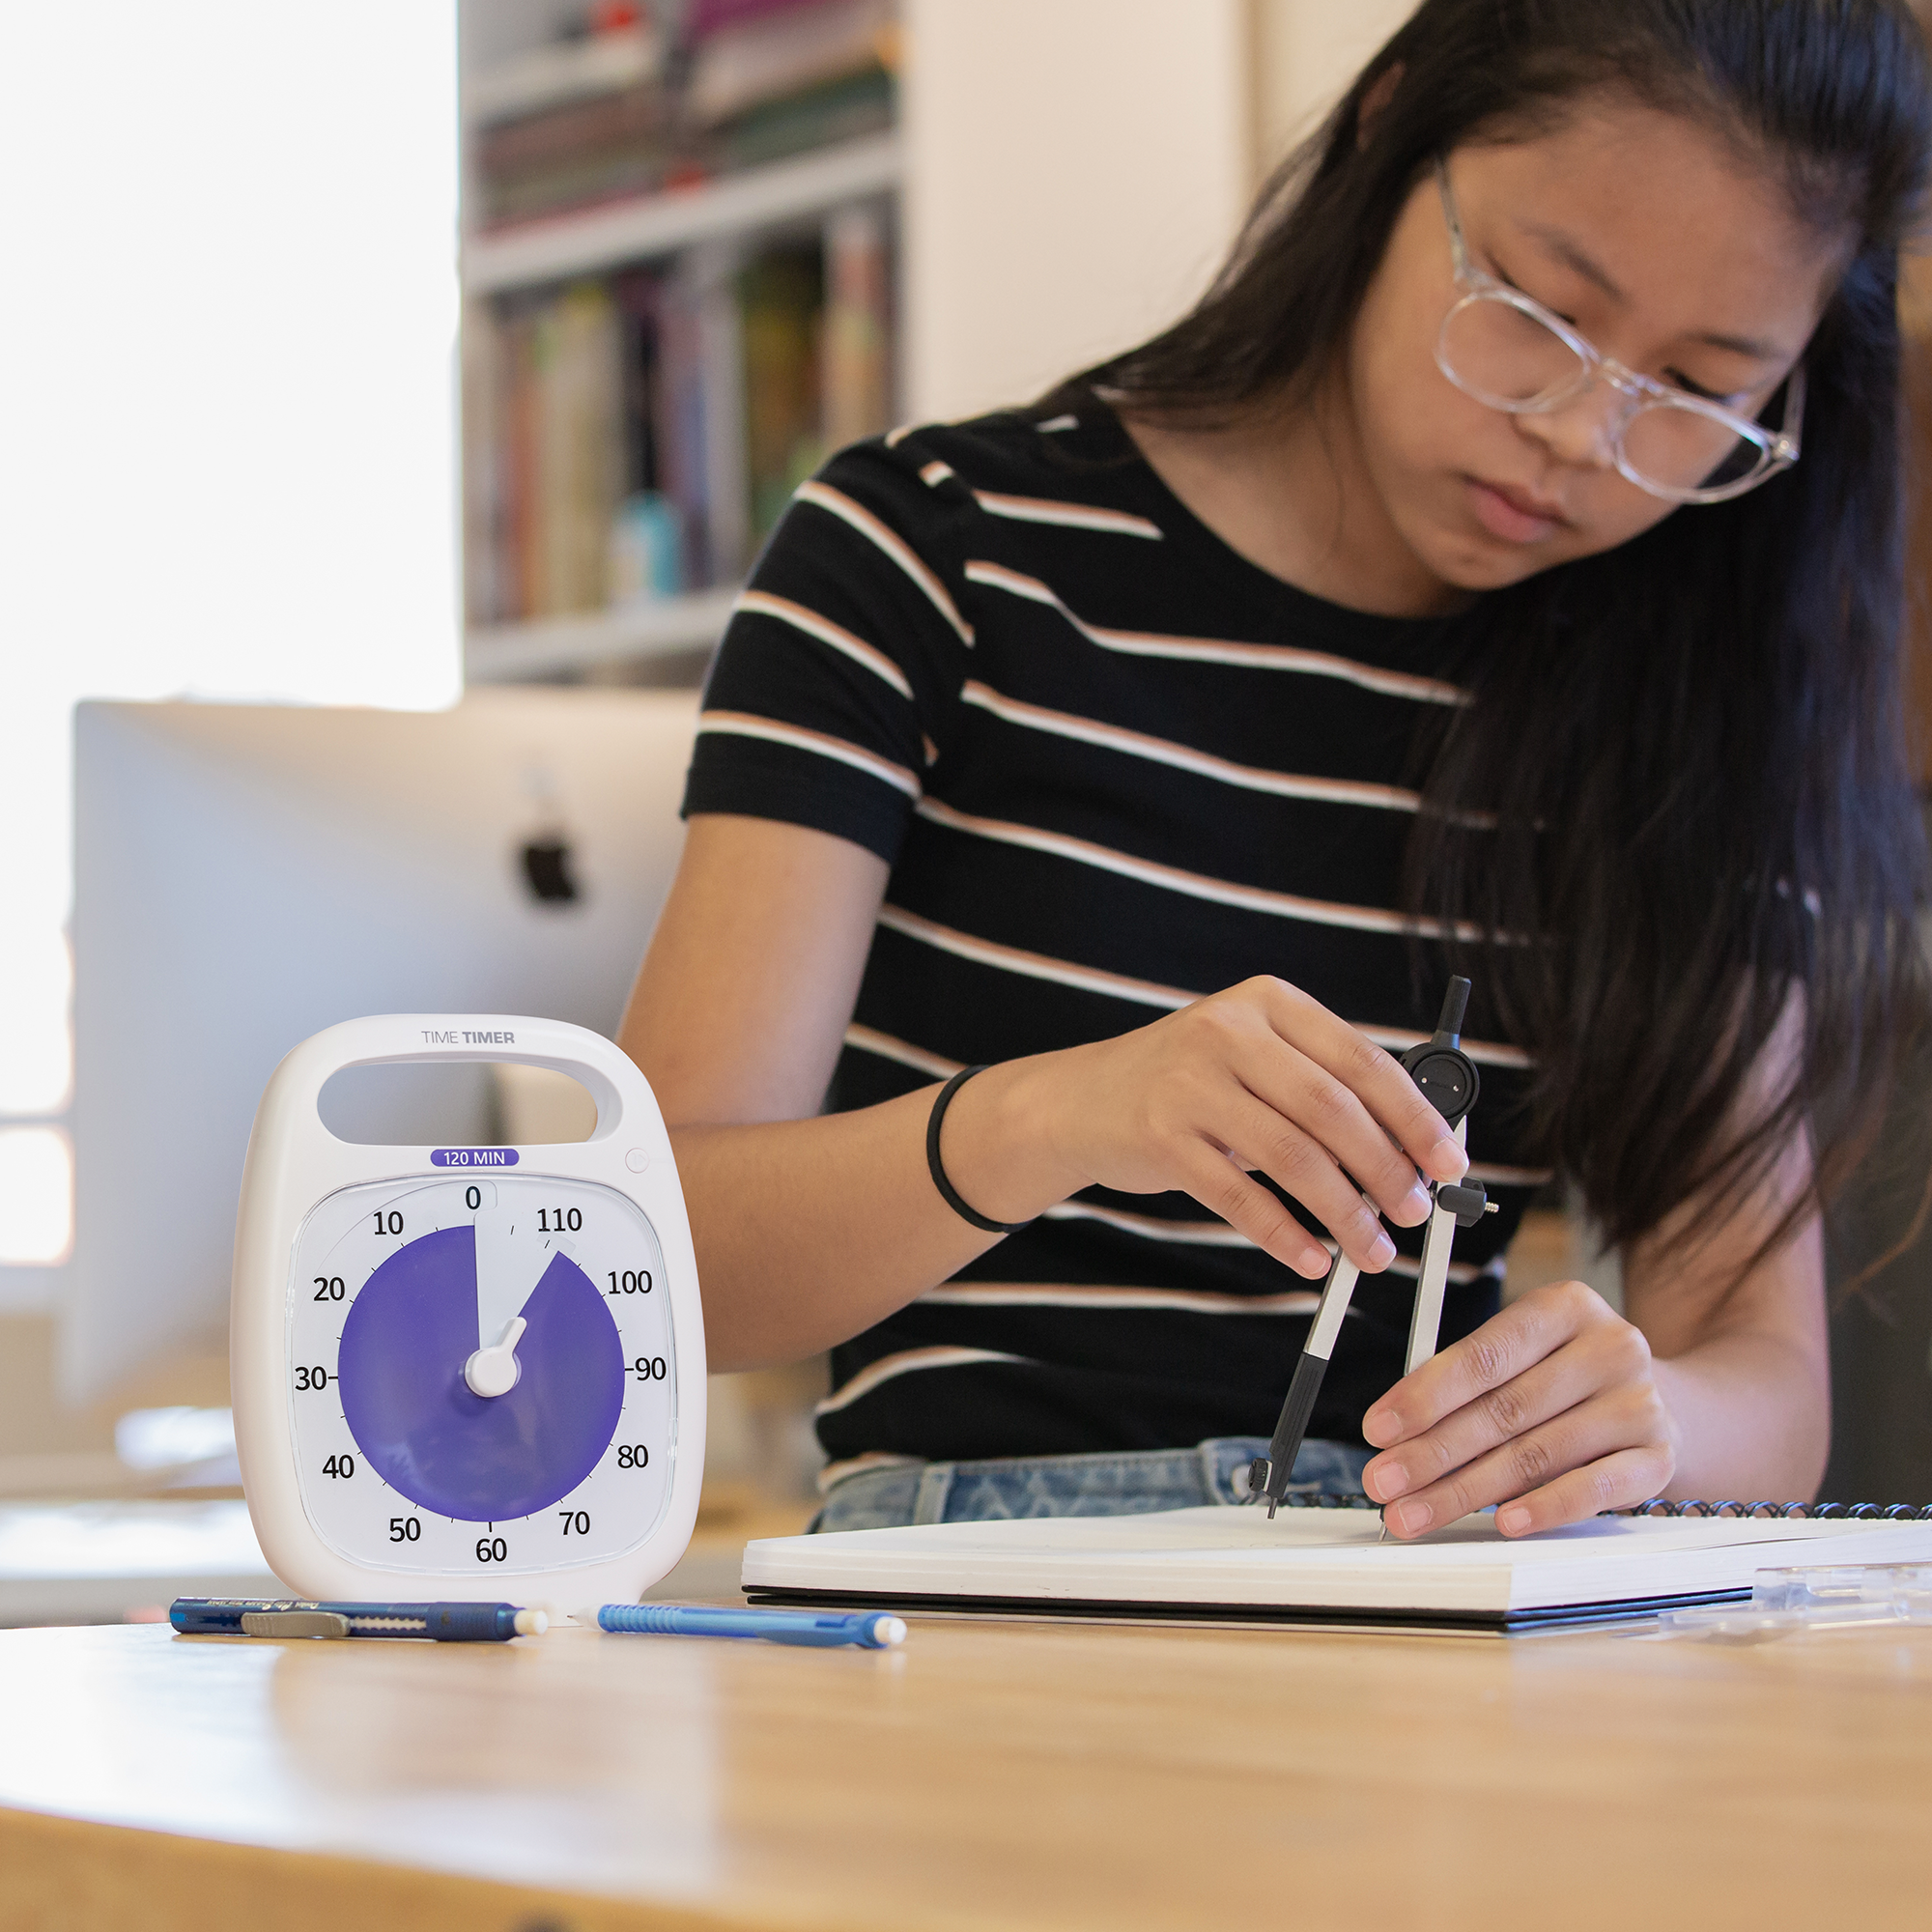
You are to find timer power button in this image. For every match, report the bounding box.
[625,1149,650,1173]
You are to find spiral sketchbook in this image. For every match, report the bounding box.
[741,1503,1932,1634]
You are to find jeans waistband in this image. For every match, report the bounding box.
[810,1436,1372,1533]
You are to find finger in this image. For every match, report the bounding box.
[1176,1140,1332,1278]
[1492,1444,1677,1536]
[1362,1337,1606,1504]
[1260,979,1468,1183]
[1215,1090,1399,1271]
[1236,1043,1436,1231]
[1378,1387,1666,1538]
[1361,1285,1596,1446]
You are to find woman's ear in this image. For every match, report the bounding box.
[1356,63,1405,151]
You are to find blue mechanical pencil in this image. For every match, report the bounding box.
[597,1604,907,1648]
[170,1597,548,1640]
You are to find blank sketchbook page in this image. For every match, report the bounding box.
[741,1507,1932,1616]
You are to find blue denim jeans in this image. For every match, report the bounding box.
[810,1436,1373,1533]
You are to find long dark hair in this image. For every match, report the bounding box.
[1046,0,1932,1266]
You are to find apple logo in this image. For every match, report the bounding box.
[520,836,580,905]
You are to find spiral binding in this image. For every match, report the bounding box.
[1617,1498,1932,1520]
[1262,1492,1932,1518]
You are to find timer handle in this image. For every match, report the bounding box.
[256,1013,664,1155]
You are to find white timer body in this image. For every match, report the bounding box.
[231,1015,706,1616]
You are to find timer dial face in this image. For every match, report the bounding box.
[288,1174,676,1577]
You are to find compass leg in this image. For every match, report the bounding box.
[1404,1122,1468,1377]
[1257,1253,1359,1514]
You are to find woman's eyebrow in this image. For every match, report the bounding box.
[1518,219,1628,303]
[1690,326,1784,361]
[1517,219,1785,362]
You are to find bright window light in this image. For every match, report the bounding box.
[0,7,462,1295]
[0,931,71,1116]
[0,1129,74,1266]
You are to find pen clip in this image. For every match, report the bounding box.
[240,1610,352,1638]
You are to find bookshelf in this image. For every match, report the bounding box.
[467,585,741,682]
[459,0,900,686]
[464,129,901,296]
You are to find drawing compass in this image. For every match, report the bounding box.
[1245,977,1497,1517]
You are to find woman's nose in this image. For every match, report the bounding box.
[1512,380,1623,470]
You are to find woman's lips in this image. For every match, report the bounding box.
[1466,476,1568,544]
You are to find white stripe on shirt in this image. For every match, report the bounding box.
[816,1346,1030,1416]
[964,559,1467,705]
[875,904,1195,1010]
[972,491,1163,539]
[698,712,921,800]
[960,680,1421,812]
[735,590,914,700]
[915,1281,1325,1316]
[844,1023,960,1080]
[872,903,1534,1067]
[914,795,1479,942]
[796,480,975,645]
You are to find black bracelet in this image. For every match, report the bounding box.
[926,1065,1033,1235]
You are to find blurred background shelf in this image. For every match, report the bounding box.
[467,585,739,681]
[463,130,902,295]
[459,0,903,686]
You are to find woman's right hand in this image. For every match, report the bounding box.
[943,976,1471,1277]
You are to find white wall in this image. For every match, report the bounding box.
[0,3,463,1309]
[1251,0,1420,178]
[900,0,1253,422]
[899,0,1421,426]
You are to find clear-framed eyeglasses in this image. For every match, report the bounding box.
[1434,159,1804,505]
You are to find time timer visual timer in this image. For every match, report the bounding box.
[231,1014,706,1615]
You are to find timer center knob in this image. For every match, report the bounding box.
[464,1315,526,1399]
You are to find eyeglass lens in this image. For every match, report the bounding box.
[1439,295,1771,495]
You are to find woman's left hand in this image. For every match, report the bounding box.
[1360,1280,1678,1538]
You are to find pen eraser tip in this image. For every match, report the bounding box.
[514,1608,549,1636]
[876,1615,907,1647]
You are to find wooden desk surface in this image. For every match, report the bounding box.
[4,1593,1931,1932]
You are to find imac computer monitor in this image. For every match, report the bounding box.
[69,687,698,1403]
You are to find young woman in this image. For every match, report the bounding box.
[620,0,1932,1537]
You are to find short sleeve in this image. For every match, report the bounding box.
[681,433,978,865]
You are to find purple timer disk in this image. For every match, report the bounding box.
[338,1226,626,1522]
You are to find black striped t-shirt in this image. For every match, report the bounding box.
[681,407,1549,1475]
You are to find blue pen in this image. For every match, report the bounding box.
[596,1603,907,1648]
[169,1597,548,1641]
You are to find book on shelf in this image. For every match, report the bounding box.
[465,215,895,636]
[687,0,896,128]
[462,1,899,650]
[822,202,891,451]
[741,245,825,545]
[464,16,662,128]
[466,0,897,234]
